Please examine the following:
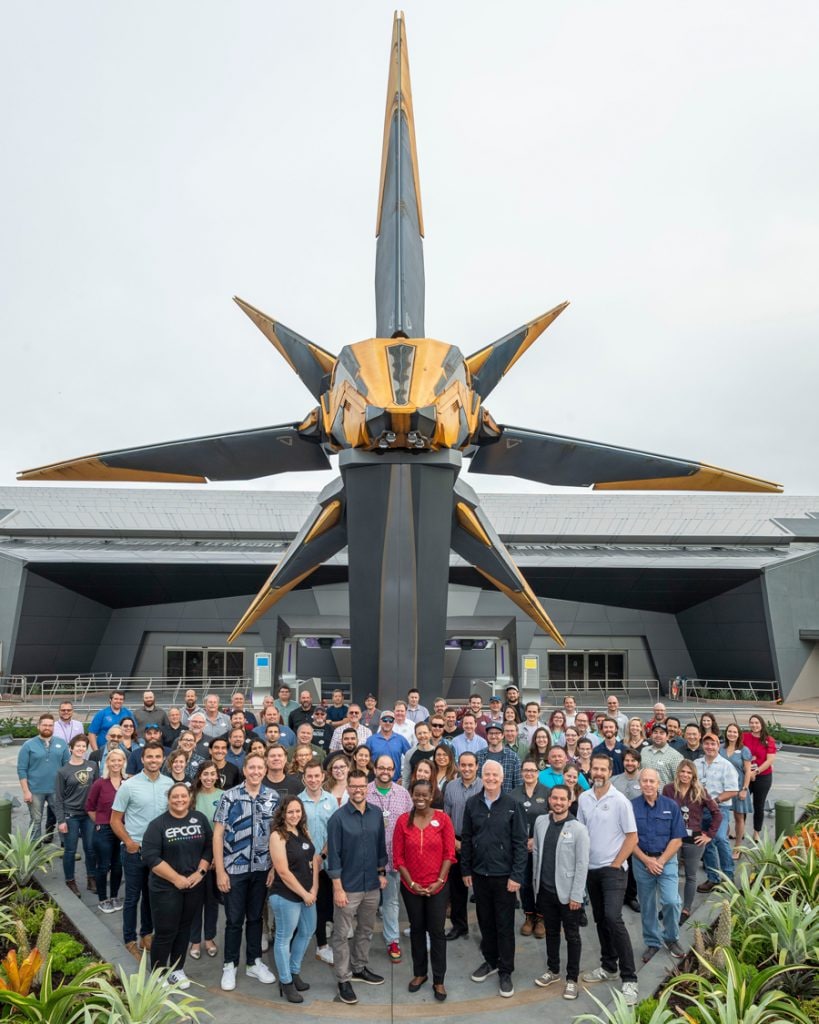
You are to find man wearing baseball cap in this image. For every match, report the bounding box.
[503,685,523,724]
[126,723,168,775]
[477,723,522,792]
[309,706,334,752]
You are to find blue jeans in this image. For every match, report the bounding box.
[633,857,681,948]
[702,807,734,884]
[121,847,152,944]
[28,792,57,839]
[62,814,96,882]
[381,869,401,945]
[268,894,316,983]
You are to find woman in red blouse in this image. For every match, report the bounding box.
[392,779,455,1002]
[742,714,777,841]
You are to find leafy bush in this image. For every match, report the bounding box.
[48,933,93,979]
[0,716,38,739]
[5,887,61,938]
[0,831,61,887]
[767,723,819,748]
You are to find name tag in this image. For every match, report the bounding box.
[431,819,440,828]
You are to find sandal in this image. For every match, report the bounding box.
[205,942,218,957]
[732,848,742,860]
[189,945,201,960]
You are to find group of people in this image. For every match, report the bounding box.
[15,685,778,1006]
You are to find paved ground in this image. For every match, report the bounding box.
[2,740,817,1023]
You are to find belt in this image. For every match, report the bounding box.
[642,851,665,858]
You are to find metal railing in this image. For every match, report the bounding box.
[0,675,252,709]
[0,674,113,703]
[537,679,661,702]
[678,678,781,704]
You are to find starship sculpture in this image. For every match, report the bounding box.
[19,13,782,703]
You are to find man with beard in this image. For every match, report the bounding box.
[132,690,169,733]
[181,689,204,726]
[287,688,318,732]
[209,737,241,789]
[17,713,69,839]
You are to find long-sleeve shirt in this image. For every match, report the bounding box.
[54,760,98,822]
[443,777,483,836]
[661,783,722,840]
[451,733,487,758]
[393,810,456,889]
[17,736,69,793]
[477,746,522,791]
[326,802,387,892]
[366,781,413,869]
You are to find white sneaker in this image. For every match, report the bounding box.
[403,926,411,937]
[168,969,191,990]
[221,964,237,991]
[316,945,334,965]
[246,958,276,984]
[260,932,269,952]
[622,982,639,1006]
[581,967,619,984]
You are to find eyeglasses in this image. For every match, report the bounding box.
[332,765,348,772]
[522,767,538,772]
[349,711,361,716]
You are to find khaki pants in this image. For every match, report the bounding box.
[331,889,380,982]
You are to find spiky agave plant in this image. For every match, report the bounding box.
[0,831,60,887]
[91,954,212,1024]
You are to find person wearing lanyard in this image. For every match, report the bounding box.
[110,742,174,959]
[393,780,455,1002]
[366,756,413,965]
[510,757,551,939]
[141,783,213,990]
[53,701,84,744]
[630,768,687,963]
[694,734,738,893]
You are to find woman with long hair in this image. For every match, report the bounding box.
[433,743,457,794]
[562,764,584,818]
[393,779,455,1002]
[410,759,443,809]
[662,760,722,923]
[575,738,594,785]
[352,745,375,781]
[528,727,552,771]
[268,796,320,1003]
[289,744,315,780]
[563,726,580,763]
[626,717,650,751]
[323,753,350,806]
[189,761,221,959]
[142,782,213,989]
[85,747,127,913]
[247,738,267,760]
[699,713,719,739]
[503,705,520,729]
[721,723,753,856]
[547,709,567,747]
[742,714,777,841]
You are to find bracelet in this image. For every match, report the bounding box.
[436,878,445,884]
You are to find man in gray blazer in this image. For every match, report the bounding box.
[532,784,590,1001]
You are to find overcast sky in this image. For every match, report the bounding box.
[2,1,818,500]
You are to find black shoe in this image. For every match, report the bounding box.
[499,973,514,998]
[469,893,476,903]
[697,880,718,894]
[579,910,589,927]
[626,898,641,913]
[471,962,498,983]
[642,946,660,963]
[445,926,468,941]
[291,973,310,991]
[352,968,384,986]
[337,982,358,1004]
[279,981,303,1004]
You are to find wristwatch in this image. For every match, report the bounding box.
[199,868,207,876]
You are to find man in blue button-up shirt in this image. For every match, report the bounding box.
[631,767,687,962]
[17,713,69,838]
[326,769,388,1004]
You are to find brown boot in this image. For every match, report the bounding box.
[520,913,535,936]
[533,915,546,939]
[124,941,142,961]
[87,877,97,893]
[140,934,153,952]
[65,880,81,898]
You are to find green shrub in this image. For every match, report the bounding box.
[767,723,819,748]
[0,716,38,738]
[6,887,60,938]
[48,932,93,978]
[800,999,819,1024]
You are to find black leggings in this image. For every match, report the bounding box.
[749,771,773,833]
[149,880,204,973]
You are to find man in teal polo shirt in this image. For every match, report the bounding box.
[17,712,69,838]
[110,742,173,958]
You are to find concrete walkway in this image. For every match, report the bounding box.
[3,747,816,1024]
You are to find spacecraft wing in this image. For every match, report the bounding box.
[451,480,565,646]
[468,425,782,493]
[17,422,331,484]
[228,478,347,642]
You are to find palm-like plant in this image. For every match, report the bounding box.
[737,890,819,967]
[668,947,812,1024]
[572,988,678,1024]
[91,955,211,1024]
[0,830,61,887]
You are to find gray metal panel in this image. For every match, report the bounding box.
[469,426,697,487]
[375,113,425,337]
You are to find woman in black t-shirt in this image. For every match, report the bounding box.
[267,796,319,1003]
[141,783,213,988]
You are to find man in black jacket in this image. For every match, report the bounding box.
[461,760,528,998]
